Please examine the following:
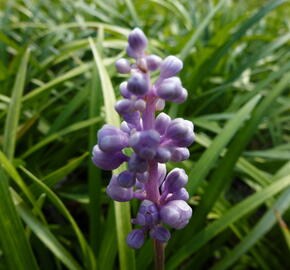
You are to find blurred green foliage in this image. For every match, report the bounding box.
[0,0,290,269]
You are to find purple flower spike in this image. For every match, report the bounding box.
[126,229,145,249]
[160,200,192,229]
[159,56,183,78]
[115,58,131,74]
[128,28,148,53]
[150,226,171,243]
[92,145,128,171]
[127,73,149,96]
[91,28,195,250]
[106,175,133,202]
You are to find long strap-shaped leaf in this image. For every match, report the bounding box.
[20,166,97,270]
[3,48,29,160]
[189,72,290,233]
[0,169,39,270]
[166,173,290,269]
[89,37,136,270]
[0,48,39,270]
[191,0,287,88]
[11,189,83,270]
[187,94,261,194]
[210,186,290,270]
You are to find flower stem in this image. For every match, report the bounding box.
[154,239,164,270]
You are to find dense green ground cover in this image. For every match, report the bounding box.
[1,0,290,269]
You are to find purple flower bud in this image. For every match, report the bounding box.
[136,58,148,71]
[156,77,183,101]
[126,46,139,58]
[128,28,147,53]
[165,118,194,147]
[159,56,183,78]
[162,168,188,193]
[115,58,131,74]
[127,73,149,96]
[167,188,189,202]
[119,82,131,99]
[126,229,145,249]
[106,175,133,202]
[92,145,128,171]
[123,111,141,129]
[135,200,159,226]
[129,130,160,160]
[146,55,162,71]
[155,147,171,163]
[160,200,192,229]
[155,98,165,111]
[97,125,128,152]
[134,99,146,111]
[166,118,189,140]
[117,170,136,188]
[120,121,131,134]
[149,226,171,243]
[115,99,135,115]
[173,88,188,104]
[157,163,167,186]
[128,153,148,173]
[155,113,171,135]
[170,147,190,162]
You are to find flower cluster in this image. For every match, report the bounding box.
[92,28,195,249]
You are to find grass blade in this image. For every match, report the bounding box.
[190,71,290,233]
[11,189,83,270]
[20,166,97,270]
[210,187,290,270]
[179,0,226,60]
[191,0,287,87]
[0,168,39,270]
[21,117,101,158]
[124,0,141,27]
[166,173,290,269]
[88,66,102,256]
[187,94,261,195]
[3,48,29,160]
[30,152,89,195]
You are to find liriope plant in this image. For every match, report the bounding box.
[91,28,194,269]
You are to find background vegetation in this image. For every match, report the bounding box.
[1,0,290,269]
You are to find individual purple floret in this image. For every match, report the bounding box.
[160,200,192,229]
[126,229,145,249]
[92,28,195,250]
